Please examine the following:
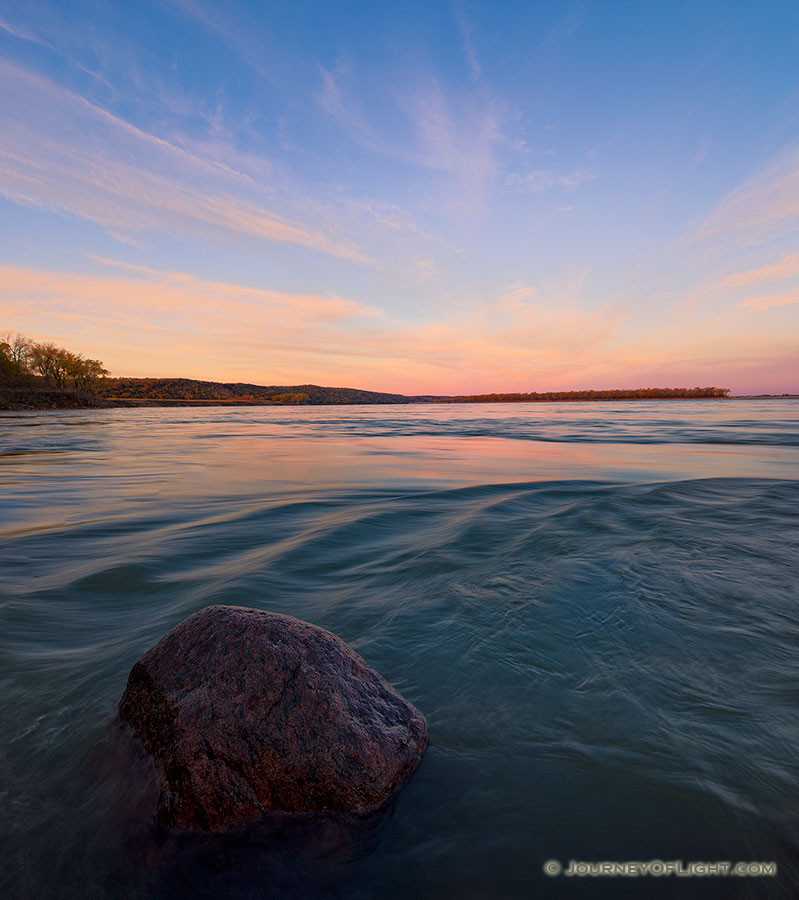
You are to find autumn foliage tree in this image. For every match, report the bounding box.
[0,331,32,382]
[1,331,109,390]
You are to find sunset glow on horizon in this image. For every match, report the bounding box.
[1,1,798,395]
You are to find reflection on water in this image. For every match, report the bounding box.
[1,401,798,899]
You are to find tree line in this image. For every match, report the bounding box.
[437,387,730,402]
[0,331,109,391]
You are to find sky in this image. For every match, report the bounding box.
[0,0,797,394]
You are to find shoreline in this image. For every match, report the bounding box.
[2,394,797,412]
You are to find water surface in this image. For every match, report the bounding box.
[1,401,797,898]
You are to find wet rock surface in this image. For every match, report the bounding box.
[118,605,427,831]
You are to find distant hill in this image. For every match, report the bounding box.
[96,377,418,404]
[96,378,731,405]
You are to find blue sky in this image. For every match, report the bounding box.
[1,0,797,392]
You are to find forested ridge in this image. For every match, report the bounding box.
[96,378,412,404]
[99,379,730,404]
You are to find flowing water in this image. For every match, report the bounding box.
[1,400,798,899]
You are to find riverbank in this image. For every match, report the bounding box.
[2,382,796,411]
[0,386,116,410]
[3,393,797,411]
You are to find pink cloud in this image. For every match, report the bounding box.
[718,253,799,289]
[1,262,795,395]
[0,60,368,262]
[740,294,799,311]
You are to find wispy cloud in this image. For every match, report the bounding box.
[0,15,49,46]
[11,258,380,319]
[0,60,367,261]
[739,294,799,312]
[2,259,794,393]
[403,80,500,179]
[694,146,799,246]
[317,66,504,212]
[506,168,594,192]
[333,196,449,280]
[676,248,799,316]
[0,261,381,378]
[452,3,482,80]
[316,67,391,156]
[717,252,799,289]
[0,57,452,272]
[85,256,381,318]
[168,0,278,84]
[0,261,616,388]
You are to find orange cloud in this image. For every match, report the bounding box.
[1,262,795,395]
[0,264,615,389]
[0,262,378,324]
[718,252,799,289]
[740,294,799,311]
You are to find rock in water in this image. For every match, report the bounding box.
[118,605,427,832]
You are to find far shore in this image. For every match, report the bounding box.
[2,389,797,412]
[109,394,797,405]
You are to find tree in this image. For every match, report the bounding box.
[0,331,31,381]
[26,341,109,389]
[0,331,33,383]
[28,342,63,384]
[0,331,31,368]
[1,331,111,393]
[69,356,109,391]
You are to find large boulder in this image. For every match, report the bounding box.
[118,605,427,832]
